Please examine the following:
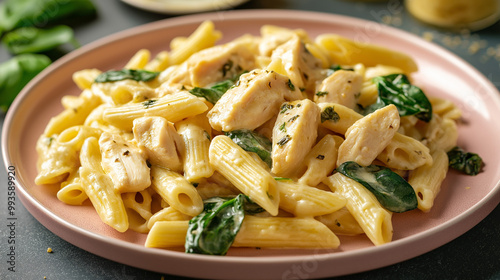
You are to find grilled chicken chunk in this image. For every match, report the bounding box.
[271,99,320,177]
[167,41,256,88]
[208,69,303,132]
[268,35,323,93]
[314,70,363,109]
[99,132,151,193]
[337,104,400,166]
[132,116,184,172]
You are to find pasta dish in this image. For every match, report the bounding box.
[34,21,482,255]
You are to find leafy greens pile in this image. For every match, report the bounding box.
[0,0,97,111]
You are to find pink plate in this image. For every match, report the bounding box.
[3,10,500,279]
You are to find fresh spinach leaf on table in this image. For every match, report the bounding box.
[0,0,96,36]
[0,54,51,110]
[2,25,79,55]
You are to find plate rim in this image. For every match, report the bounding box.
[3,9,500,279]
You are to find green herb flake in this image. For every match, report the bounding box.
[274,177,292,181]
[321,106,340,123]
[328,64,354,74]
[277,135,292,147]
[315,91,328,97]
[279,122,286,132]
[335,219,341,227]
[203,130,211,141]
[280,103,294,114]
[287,79,295,91]
[221,60,233,77]
[288,115,300,123]
[142,99,157,108]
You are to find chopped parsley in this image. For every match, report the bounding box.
[288,115,299,123]
[221,60,233,77]
[274,177,292,181]
[280,103,294,114]
[142,99,157,108]
[321,106,340,123]
[279,122,286,132]
[287,79,295,91]
[277,135,292,147]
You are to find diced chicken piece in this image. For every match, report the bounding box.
[268,35,323,93]
[167,41,256,88]
[271,99,320,177]
[259,25,313,57]
[208,69,302,132]
[99,132,151,193]
[133,116,184,172]
[314,70,363,109]
[337,104,400,166]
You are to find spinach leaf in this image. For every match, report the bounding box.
[337,161,418,213]
[94,69,160,83]
[0,0,96,36]
[447,146,483,176]
[189,79,235,104]
[2,25,79,55]
[0,54,51,111]
[366,74,432,122]
[185,194,263,255]
[225,129,273,168]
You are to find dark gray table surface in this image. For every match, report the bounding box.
[1,0,499,279]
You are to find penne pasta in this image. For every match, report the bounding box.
[35,21,476,255]
[209,135,280,216]
[324,173,393,246]
[150,165,204,217]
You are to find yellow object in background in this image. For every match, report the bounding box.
[406,0,500,30]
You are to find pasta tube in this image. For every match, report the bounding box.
[324,173,393,246]
[315,34,418,74]
[276,180,346,217]
[79,137,129,232]
[408,149,448,212]
[176,115,214,182]
[145,216,340,249]
[103,91,208,131]
[209,135,280,216]
[298,134,343,187]
[150,166,204,217]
